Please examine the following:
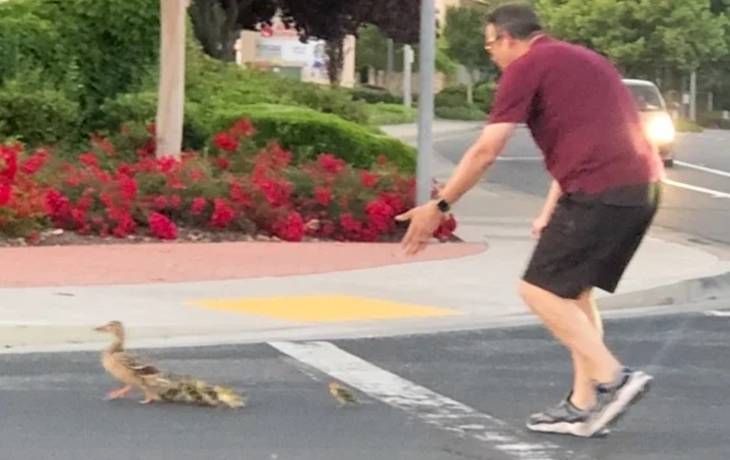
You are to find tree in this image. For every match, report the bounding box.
[189,0,277,61]
[275,0,420,85]
[189,0,423,85]
[443,5,493,103]
[535,0,728,86]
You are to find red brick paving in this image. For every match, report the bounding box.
[0,242,487,287]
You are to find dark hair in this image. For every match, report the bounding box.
[486,3,542,39]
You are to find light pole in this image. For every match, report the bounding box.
[403,45,414,107]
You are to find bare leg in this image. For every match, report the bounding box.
[105,385,132,400]
[570,288,604,409]
[519,281,620,392]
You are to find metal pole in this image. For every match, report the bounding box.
[403,45,413,107]
[417,0,435,205]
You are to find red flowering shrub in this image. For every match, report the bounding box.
[273,211,305,242]
[213,132,239,152]
[0,144,51,236]
[148,211,177,240]
[0,118,458,243]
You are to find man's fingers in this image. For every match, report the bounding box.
[401,224,429,256]
[401,221,417,248]
[394,211,412,222]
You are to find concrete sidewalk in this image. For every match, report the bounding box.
[1,120,728,353]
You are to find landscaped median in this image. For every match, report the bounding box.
[0,118,456,245]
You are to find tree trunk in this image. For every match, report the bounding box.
[156,0,189,159]
[326,37,344,86]
[189,0,243,61]
[220,0,241,61]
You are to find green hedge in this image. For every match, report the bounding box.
[98,91,208,149]
[0,77,81,146]
[349,85,402,104]
[366,103,417,125]
[435,105,487,121]
[435,82,495,109]
[39,0,161,114]
[183,54,371,125]
[0,0,161,144]
[696,112,729,130]
[205,104,416,171]
[0,1,67,87]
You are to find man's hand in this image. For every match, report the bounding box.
[395,201,443,256]
[531,213,550,239]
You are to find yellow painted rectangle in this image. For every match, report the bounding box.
[191,295,458,322]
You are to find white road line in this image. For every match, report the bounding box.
[662,179,730,199]
[270,340,571,460]
[675,160,730,178]
[705,310,730,317]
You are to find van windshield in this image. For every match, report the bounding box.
[625,84,665,111]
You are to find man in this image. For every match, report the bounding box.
[396,3,663,438]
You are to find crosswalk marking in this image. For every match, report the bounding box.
[662,178,730,199]
[705,310,730,317]
[270,340,572,460]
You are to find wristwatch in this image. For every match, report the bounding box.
[435,197,451,213]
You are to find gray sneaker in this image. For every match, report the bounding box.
[584,368,653,437]
[526,395,596,437]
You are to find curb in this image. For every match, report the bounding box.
[598,270,730,310]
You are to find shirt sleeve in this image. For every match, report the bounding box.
[488,60,541,124]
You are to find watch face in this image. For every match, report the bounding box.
[438,199,450,212]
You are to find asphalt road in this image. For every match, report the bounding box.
[2,310,728,460]
[435,128,730,245]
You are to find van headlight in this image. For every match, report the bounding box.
[646,113,675,144]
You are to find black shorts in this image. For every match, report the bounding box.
[523,182,662,299]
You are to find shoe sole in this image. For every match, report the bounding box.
[527,421,610,438]
[584,371,653,437]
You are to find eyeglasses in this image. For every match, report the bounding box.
[484,34,503,51]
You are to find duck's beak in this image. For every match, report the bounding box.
[93,325,107,332]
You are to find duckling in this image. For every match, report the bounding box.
[94,321,245,408]
[328,381,358,407]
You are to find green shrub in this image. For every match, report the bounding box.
[98,91,208,149]
[435,82,495,110]
[180,50,370,124]
[473,80,496,107]
[0,1,65,86]
[696,112,729,130]
[271,81,370,124]
[367,103,418,125]
[0,77,81,146]
[349,85,402,104]
[435,105,486,121]
[39,0,161,113]
[435,86,468,108]
[675,118,704,133]
[203,104,416,171]
[0,0,161,144]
